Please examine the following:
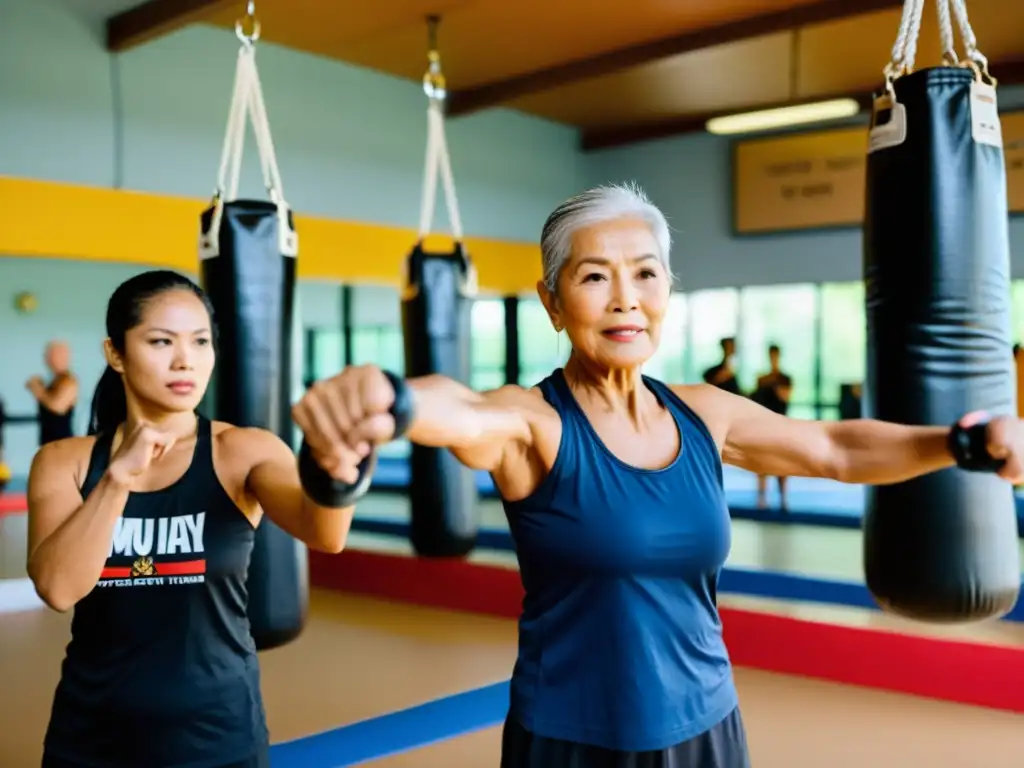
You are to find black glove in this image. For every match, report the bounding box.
[948,420,1006,473]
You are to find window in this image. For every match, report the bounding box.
[1012,280,1024,346]
[737,284,818,420]
[819,281,866,420]
[306,329,344,385]
[685,288,739,384]
[645,292,688,383]
[471,298,506,391]
[351,326,404,373]
[518,298,565,387]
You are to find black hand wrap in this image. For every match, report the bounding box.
[948,421,1006,473]
[385,370,414,440]
[298,370,415,508]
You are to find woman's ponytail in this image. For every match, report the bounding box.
[88,365,127,437]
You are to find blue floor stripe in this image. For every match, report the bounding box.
[269,681,510,767]
[266,566,1024,765]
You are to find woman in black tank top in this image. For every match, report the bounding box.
[25,271,400,768]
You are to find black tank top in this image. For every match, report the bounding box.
[43,415,269,767]
[38,373,75,445]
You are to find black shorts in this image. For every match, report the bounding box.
[41,746,270,768]
[501,707,751,768]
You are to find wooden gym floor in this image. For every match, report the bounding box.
[3,588,1024,767]
[3,492,1024,766]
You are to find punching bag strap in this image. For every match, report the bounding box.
[873,0,999,155]
[201,1,296,262]
[885,0,926,82]
[883,0,994,85]
[418,17,463,244]
[411,17,478,299]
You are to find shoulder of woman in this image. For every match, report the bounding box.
[666,384,736,443]
[212,422,286,460]
[483,383,542,404]
[31,435,96,484]
[483,383,556,420]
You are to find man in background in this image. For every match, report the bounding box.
[26,340,79,446]
[752,344,793,510]
[702,337,743,396]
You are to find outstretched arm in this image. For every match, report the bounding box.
[238,429,356,554]
[681,385,1023,485]
[271,366,538,548]
[405,375,535,471]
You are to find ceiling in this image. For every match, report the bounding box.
[105,0,1024,150]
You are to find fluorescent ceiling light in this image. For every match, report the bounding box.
[705,98,861,136]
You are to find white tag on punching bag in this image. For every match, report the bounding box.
[867,95,907,154]
[971,81,1002,149]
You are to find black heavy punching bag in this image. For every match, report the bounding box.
[401,242,479,557]
[199,198,309,650]
[863,65,1020,622]
[200,30,308,650]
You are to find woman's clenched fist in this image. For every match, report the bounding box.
[292,365,399,485]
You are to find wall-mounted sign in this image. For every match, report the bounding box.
[733,111,1024,235]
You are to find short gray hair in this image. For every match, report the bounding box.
[539,182,672,293]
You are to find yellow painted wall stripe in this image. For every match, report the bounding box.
[0,176,542,294]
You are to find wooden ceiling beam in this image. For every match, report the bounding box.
[106,0,236,52]
[445,0,905,117]
[579,57,1024,152]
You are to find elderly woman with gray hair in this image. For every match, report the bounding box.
[296,184,1016,767]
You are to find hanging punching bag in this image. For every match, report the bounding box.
[863,60,1020,622]
[198,35,308,650]
[401,242,479,557]
[403,28,480,559]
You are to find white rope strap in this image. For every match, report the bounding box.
[886,0,989,79]
[887,0,926,77]
[417,37,463,243]
[418,99,464,240]
[201,28,296,262]
[936,0,958,65]
[214,43,286,205]
[948,0,988,70]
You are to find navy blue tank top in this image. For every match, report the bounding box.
[44,415,268,767]
[502,370,737,751]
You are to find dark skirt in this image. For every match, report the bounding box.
[501,707,751,768]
